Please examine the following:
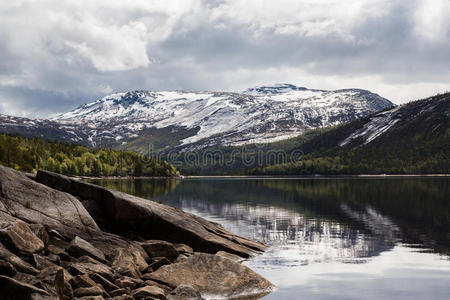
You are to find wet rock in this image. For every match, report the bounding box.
[141,240,179,262]
[132,285,166,300]
[0,220,44,256]
[70,274,97,289]
[146,253,273,299]
[91,273,120,292]
[167,285,203,300]
[54,268,74,300]
[67,236,106,262]
[0,259,16,276]
[0,242,39,274]
[0,275,50,300]
[73,286,108,298]
[36,170,266,257]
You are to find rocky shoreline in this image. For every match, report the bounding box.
[0,165,273,300]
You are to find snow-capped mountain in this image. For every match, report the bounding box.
[47,84,393,152]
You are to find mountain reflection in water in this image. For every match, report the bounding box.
[90,177,450,300]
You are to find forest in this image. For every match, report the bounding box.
[0,134,179,177]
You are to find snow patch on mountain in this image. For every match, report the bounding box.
[340,106,403,146]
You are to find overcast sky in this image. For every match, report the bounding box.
[0,0,449,118]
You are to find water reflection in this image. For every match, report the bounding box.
[90,177,450,300]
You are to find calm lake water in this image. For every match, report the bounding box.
[90,177,450,300]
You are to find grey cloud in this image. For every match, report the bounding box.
[0,0,449,117]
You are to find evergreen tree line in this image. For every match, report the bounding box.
[0,134,179,177]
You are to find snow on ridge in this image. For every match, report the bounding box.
[48,85,393,149]
[340,106,402,147]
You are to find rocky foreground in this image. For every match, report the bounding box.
[0,165,273,300]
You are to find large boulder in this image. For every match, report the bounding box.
[0,166,100,241]
[145,253,273,299]
[36,170,266,258]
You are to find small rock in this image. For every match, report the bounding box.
[0,242,38,275]
[69,258,114,282]
[91,273,120,292]
[70,274,97,289]
[74,286,107,298]
[0,275,50,299]
[48,229,66,241]
[173,244,193,255]
[110,288,131,297]
[113,295,134,300]
[143,280,173,294]
[115,276,142,289]
[36,265,72,285]
[29,224,50,246]
[0,259,16,276]
[32,254,58,269]
[77,296,105,300]
[132,285,166,300]
[168,285,203,300]
[145,257,171,272]
[112,246,148,278]
[174,254,189,263]
[67,236,106,262]
[29,293,58,300]
[141,240,179,262]
[0,221,45,256]
[47,254,61,265]
[54,268,74,300]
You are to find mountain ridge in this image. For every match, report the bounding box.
[49,84,394,152]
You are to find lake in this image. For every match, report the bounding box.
[89,177,450,300]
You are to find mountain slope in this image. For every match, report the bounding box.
[248,92,450,175]
[48,84,393,152]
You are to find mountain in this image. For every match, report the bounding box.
[246,92,450,175]
[47,84,393,152]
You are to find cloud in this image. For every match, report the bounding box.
[0,0,449,117]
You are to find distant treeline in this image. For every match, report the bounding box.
[0,134,179,177]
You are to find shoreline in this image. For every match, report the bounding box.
[78,174,449,180]
[0,166,273,299]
